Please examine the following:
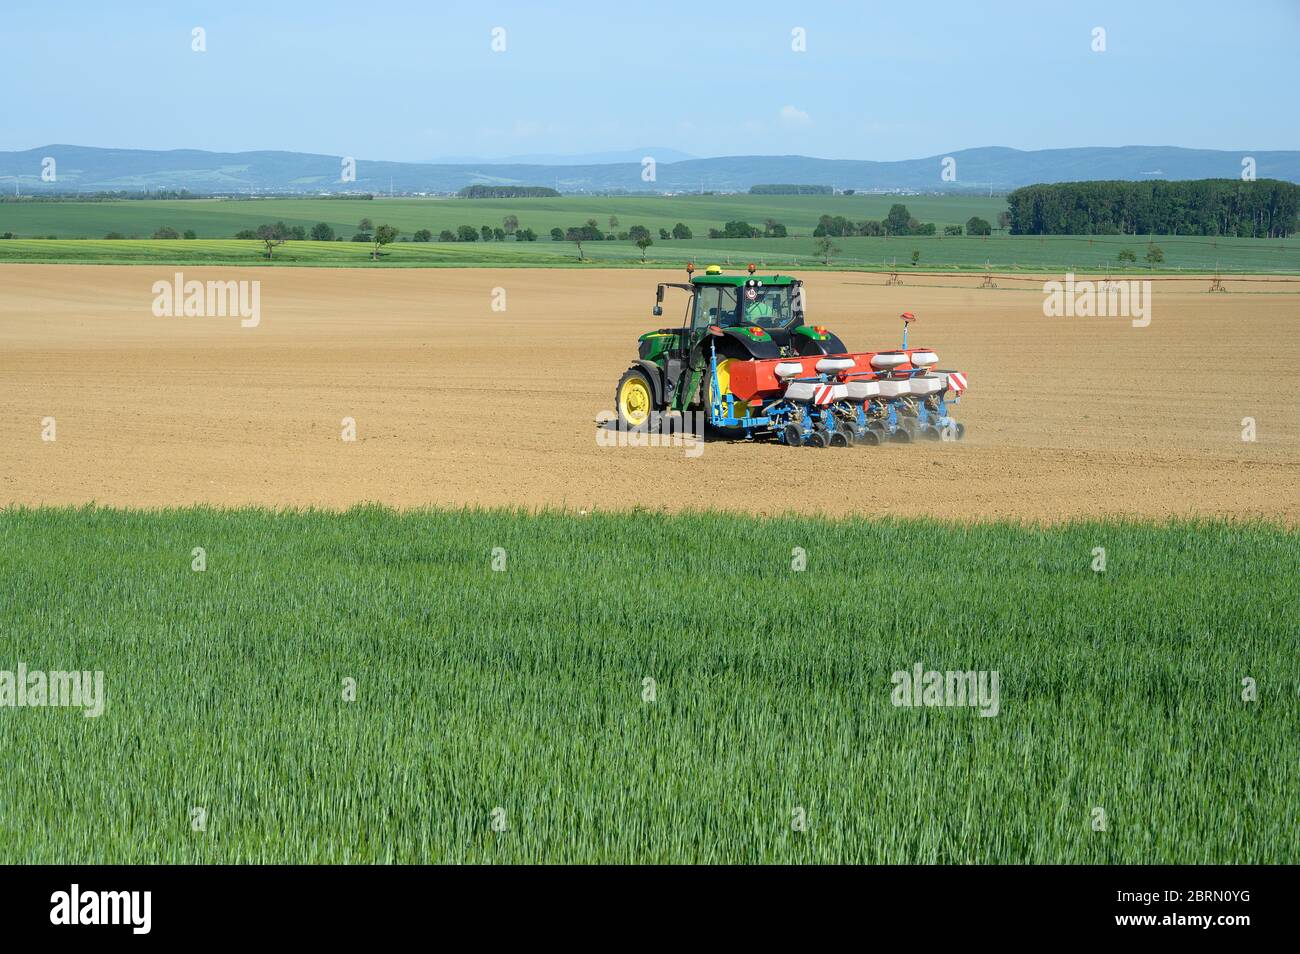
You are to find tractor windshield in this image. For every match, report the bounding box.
[707,283,799,329]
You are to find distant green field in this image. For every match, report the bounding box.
[0,194,1004,241]
[2,194,1298,272]
[0,507,1294,863]
[1,233,1298,274]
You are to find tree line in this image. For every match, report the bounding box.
[812,205,992,238]
[456,185,560,198]
[1006,179,1300,238]
[749,184,833,195]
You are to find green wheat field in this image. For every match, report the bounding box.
[2,195,1297,272]
[0,507,1294,864]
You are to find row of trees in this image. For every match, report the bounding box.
[1006,179,1300,238]
[749,184,833,195]
[549,219,694,242]
[232,219,399,259]
[553,219,658,261]
[433,224,539,242]
[813,205,936,237]
[705,219,787,238]
[456,185,560,198]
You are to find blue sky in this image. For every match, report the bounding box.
[3,0,1297,161]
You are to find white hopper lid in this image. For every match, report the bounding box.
[815,357,855,373]
[870,352,909,369]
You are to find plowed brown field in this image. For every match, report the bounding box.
[2,264,1296,522]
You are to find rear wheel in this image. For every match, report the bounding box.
[615,367,656,431]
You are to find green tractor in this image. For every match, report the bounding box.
[613,264,971,447]
[614,264,846,431]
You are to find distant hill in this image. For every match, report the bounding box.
[419,147,697,165]
[1,144,1297,195]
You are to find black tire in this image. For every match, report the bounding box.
[808,428,831,448]
[830,423,853,447]
[781,423,804,446]
[615,367,657,432]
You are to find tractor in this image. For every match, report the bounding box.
[613,264,969,447]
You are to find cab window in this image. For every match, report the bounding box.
[691,287,719,330]
[718,287,740,326]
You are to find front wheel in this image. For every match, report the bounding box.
[615,367,657,431]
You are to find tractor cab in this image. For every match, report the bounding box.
[623,266,847,428]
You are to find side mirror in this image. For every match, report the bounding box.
[652,305,663,317]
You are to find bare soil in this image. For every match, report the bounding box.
[2,264,1296,522]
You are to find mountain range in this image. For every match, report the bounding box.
[1,145,1296,195]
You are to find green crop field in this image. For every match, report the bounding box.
[1,232,1298,273]
[0,194,1007,241]
[2,194,1298,272]
[1,507,1293,864]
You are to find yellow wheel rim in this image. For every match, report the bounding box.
[619,377,651,426]
[710,358,751,420]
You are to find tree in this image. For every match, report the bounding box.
[635,236,653,263]
[517,227,537,241]
[413,228,433,242]
[910,249,921,266]
[493,227,506,241]
[351,232,371,242]
[310,222,335,241]
[628,224,651,244]
[457,225,479,242]
[549,227,564,241]
[358,217,374,233]
[658,228,670,240]
[722,220,762,238]
[1144,241,1164,267]
[288,225,307,241]
[256,222,289,259]
[608,215,619,229]
[671,222,693,240]
[767,223,788,238]
[814,236,839,264]
[372,224,399,259]
[152,226,180,239]
[565,227,586,260]
[481,225,493,242]
[502,214,519,235]
[235,229,258,240]
[1117,248,1137,267]
[943,224,963,236]
[183,229,197,240]
[438,229,456,242]
[885,204,912,235]
[997,211,1011,231]
[966,216,992,236]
